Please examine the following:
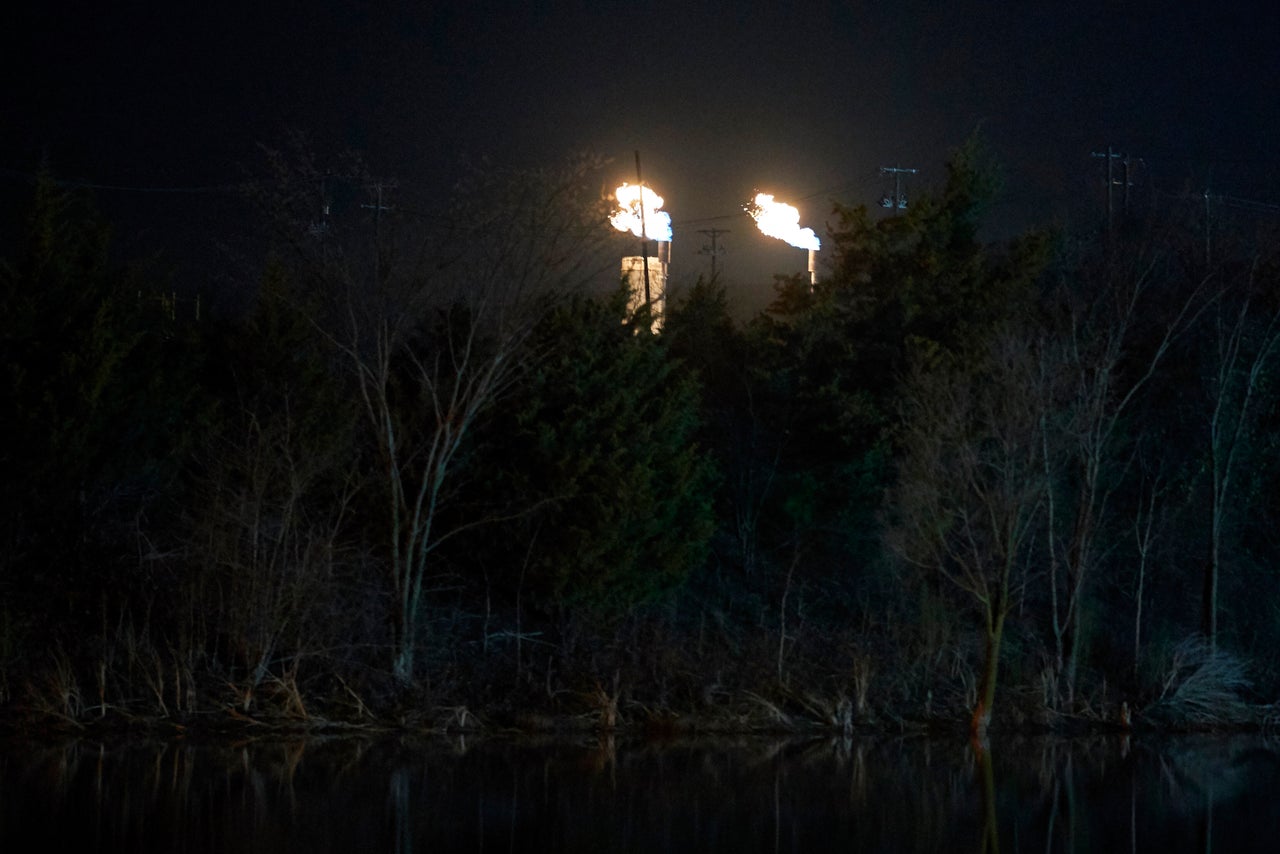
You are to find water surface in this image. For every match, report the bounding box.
[3,731,1277,852]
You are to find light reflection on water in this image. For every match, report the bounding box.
[3,732,1279,853]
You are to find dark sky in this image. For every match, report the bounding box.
[5,1,1278,314]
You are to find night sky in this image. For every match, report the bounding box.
[5,1,1278,314]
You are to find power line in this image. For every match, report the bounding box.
[674,211,750,226]
[1217,194,1280,214]
[0,167,245,194]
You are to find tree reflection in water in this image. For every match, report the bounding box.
[2,733,1279,852]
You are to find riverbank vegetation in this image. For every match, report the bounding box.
[4,141,1280,739]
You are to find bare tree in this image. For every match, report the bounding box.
[1128,450,1172,682]
[191,400,359,712]
[1038,247,1211,707]
[306,155,616,683]
[1200,259,1280,649]
[890,332,1043,737]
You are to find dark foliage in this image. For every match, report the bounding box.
[4,146,1280,734]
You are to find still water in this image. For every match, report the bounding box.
[2,731,1278,852]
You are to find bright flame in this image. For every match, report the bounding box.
[747,193,820,251]
[611,183,673,242]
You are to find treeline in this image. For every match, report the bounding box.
[3,143,1279,735]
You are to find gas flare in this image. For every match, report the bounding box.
[611,183,673,242]
[746,192,820,251]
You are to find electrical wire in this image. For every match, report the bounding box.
[0,167,245,194]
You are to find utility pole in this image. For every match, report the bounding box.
[635,151,650,306]
[1092,147,1120,238]
[698,227,730,279]
[363,181,396,279]
[1204,187,1212,267]
[308,174,332,240]
[1091,148,1139,238]
[1123,154,1138,213]
[879,165,918,211]
[361,182,396,234]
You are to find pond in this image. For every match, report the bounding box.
[2,731,1278,852]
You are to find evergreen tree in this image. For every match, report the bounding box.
[463,288,717,620]
[743,138,1048,582]
[0,172,201,625]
